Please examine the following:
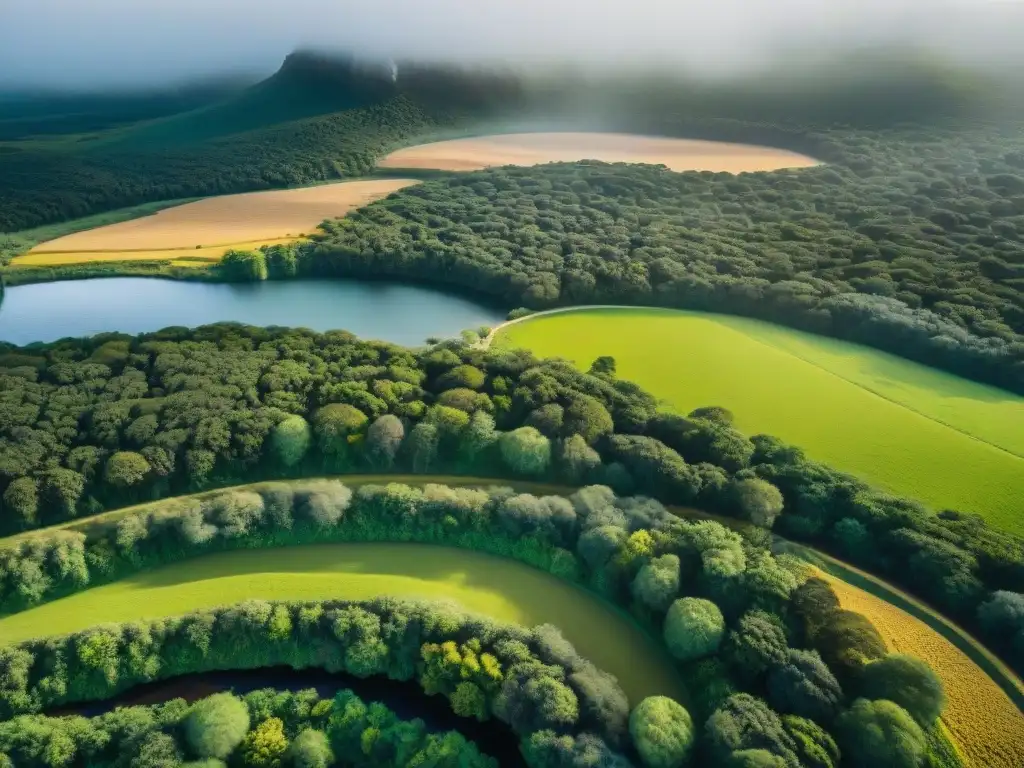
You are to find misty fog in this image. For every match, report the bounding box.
[1,0,1023,90]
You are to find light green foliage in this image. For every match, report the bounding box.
[499,308,1024,532]
[783,715,840,768]
[0,542,687,710]
[498,427,551,475]
[313,405,368,464]
[860,654,946,725]
[241,718,288,767]
[436,365,486,391]
[837,698,927,768]
[563,395,614,444]
[663,597,725,661]
[287,729,332,768]
[2,478,38,527]
[221,250,268,281]
[629,696,694,768]
[733,478,784,529]
[186,693,250,759]
[631,554,680,612]
[365,415,405,469]
[104,451,151,488]
[270,416,311,467]
[420,638,502,715]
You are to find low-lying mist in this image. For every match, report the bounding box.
[1,0,1023,91]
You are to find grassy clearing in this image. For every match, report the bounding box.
[0,542,685,707]
[497,308,1024,533]
[818,567,1024,768]
[378,132,820,173]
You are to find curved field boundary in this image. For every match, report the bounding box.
[800,554,1024,768]
[2,476,1020,719]
[486,305,1023,458]
[491,307,1024,532]
[378,132,821,173]
[0,542,687,707]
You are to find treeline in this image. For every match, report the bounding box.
[0,599,631,767]
[0,687,495,768]
[0,324,1022,675]
[0,482,950,768]
[299,155,1024,394]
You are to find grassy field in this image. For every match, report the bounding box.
[819,568,1024,768]
[497,308,1024,533]
[11,179,418,267]
[378,132,820,173]
[0,542,685,707]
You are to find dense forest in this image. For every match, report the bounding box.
[299,151,1024,393]
[0,324,1022,680]
[0,481,952,768]
[1,687,498,768]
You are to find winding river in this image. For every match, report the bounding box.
[0,277,506,346]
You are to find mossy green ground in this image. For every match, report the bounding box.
[498,308,1024,534]
[0,542,684,706]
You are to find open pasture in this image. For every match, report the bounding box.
[378,132,820,173]
[0,542,684,706]
[821,569,1024,768]
[496,308,1024,532]
[13,179,418,265]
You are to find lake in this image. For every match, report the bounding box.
[0,277,506,346]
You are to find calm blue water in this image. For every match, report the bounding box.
[0,277,506,346]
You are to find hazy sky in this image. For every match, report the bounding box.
[1,0,1022,89]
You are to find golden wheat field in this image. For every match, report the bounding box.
[821,570,1024,768]
[15,179,418,265]
[378,132,821,173]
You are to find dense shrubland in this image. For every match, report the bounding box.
[0,687,495,768]
[297,153,1024,393]
[0,323,1022,674]
[0,481,950,768]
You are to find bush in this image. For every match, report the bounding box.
[815,610,886,681]
[270,416,311,467]
[663,597,725,661]
[733,478,784,529]
[837,698,926,768]
[859,654,945,725]
[104,451,151,488]
[186,693,251,759]
[766,649,844,722]
[631,554,681,613]
[725,610,789,681]
[241,717,288,767]
[288,730,332,768]
[499,427,552,475]
[628,696,694,768]
[704,693,798,766]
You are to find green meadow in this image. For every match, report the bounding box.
[498,308,1024,533]
[0,542,684,706]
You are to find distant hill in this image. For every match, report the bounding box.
[0,47,1021,233]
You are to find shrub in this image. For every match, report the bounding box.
[837,698,926,768]
[704,693,798,766]
[104,451,151,488]
[663,597,725,661]
[767,649,844,722]
[288,730,332,768]
[241,718,288,767]
[186,693,250,759]
[631,554,681,613]
[499,427,552,475]
[725,610,789,681]
[733,478,784,529]
[628,696,694,768]
[859,654,945,725]
[815,610,886,681]
[270,416,311,467]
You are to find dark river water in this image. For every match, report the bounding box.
[0,277,506,346]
